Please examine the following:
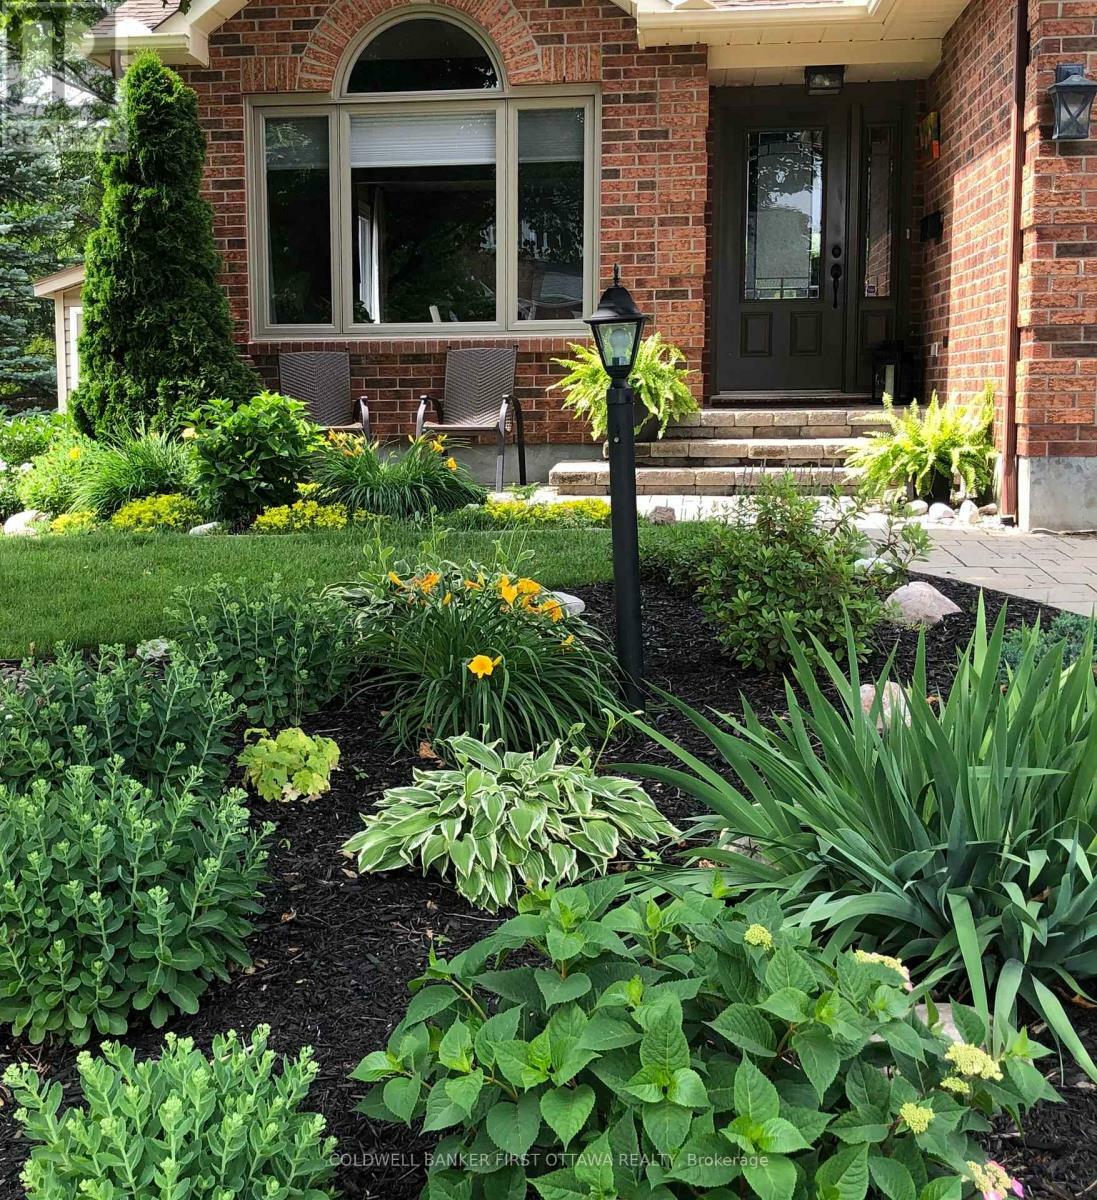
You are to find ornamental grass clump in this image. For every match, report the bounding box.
[5,1026,336,1198]
[168,575,361,726]
[626,601,1097,1079]
[0,643,236,794]
[310,432,485,518]
[0,765,270,1043]
[70,428,199,516]
[337,556,616,750]
[353,883,1054,1200]
[345,735,675,911]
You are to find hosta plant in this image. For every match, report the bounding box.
[551,332,699,441]
[344,735,675,911]
[337,555,616,750]
[0,643,236,793]
[169,575,361,725]
[625,602,1097,1078]
[239,726,340,803]
[848,387,997,502]
[0,765,270,1043]
[5,1026,337,1199]
[353,883,1055,1200]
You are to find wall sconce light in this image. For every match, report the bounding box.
[1050,63,1097,141]
[805,65,845,96]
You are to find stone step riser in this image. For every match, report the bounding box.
[638,436,867,466]
[667,408,889,441]
[550,462,858,498]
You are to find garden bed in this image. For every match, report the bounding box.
[0,574,1093,1200]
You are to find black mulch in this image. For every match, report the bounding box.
[0,574,1094,1199]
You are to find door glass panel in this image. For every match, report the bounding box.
[744,129,823,301]
[864,125,894,299]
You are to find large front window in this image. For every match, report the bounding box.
[252,17,594,336]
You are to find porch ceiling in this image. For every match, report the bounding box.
[633,0,971,83]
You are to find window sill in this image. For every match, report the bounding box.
[248,325,591,344]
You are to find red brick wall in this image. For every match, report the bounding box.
[1017,0,1097,460]
[917,0,1016,408]
[178,0,708,443]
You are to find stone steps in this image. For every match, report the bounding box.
[638,435,866,468]
[550,462,859,497]
[664,406,890,440]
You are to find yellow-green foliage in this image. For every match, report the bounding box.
[252,498,349,534]
[111,493,203,533]
[487,498,611,527]
[238,727,340,803]
[49,511,98,536]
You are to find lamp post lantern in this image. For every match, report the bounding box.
[586,265,648,708]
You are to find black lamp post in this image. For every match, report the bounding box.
[1050,63,1097,141]
[586,265,648,708]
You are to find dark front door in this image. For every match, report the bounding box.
[712,85,913,396]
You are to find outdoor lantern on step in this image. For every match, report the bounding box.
[1050,63,1097,142]
[586,265,648,708]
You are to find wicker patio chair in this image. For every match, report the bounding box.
[415,346,525,491]
[278,351,371,436]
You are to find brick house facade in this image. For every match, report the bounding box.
[79,0,1097,528]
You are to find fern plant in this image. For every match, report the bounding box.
[551,332,698,441]
[848,387,997,502]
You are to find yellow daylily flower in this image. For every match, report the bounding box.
[387,571,404,587]
[539,598,564,622]
[468,654,502,679]
[442,591,453,606]
[464,577,484,591]
[415,571,441,594]
[517,578,542,596]
[498,575,519,606]
[560,634,575,651]
[430,437,446,452]
[445,457,458,472]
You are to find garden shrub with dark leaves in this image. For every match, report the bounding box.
[354,882,1054,1200]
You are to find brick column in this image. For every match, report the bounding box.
[1018,0,1097,529]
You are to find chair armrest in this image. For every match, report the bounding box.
[416,394,442,436]
[497,392,514,433]
[357,396,370,439]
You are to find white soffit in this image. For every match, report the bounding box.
[636,0,971,83]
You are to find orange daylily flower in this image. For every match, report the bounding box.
[540,598,564,622]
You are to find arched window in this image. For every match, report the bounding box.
[347,16,500,93]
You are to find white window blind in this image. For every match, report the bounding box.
[518,108,584,163]
[350,111,496,168]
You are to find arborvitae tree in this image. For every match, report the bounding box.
[71,52,258,438]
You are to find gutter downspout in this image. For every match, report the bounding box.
[1001,0,1028,522]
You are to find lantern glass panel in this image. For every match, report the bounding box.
[594,320,641,375]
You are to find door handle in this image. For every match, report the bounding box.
[830,262,843,309]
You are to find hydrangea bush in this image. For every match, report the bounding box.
[354,884,1055,1200]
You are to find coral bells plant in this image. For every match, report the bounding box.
[337,556,617,750]
[353,884,1052,1200]
[0,765,270,1043]
[238,726,340,803]
[5,1026,337,1199]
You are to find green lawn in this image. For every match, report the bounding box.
[0,527,628,658]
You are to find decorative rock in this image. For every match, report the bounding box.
[188,521,221,536]
[979,502,998,516]
[856,511,892,533]
[885,581,962,627]
[906,499,929,516]
[854,556,896,576]
[927,502,955,522]
[648,505,677,525]
[859,682,911,731]
[550,590,586,617]
[2,509,48,537]
[957,499,981,525]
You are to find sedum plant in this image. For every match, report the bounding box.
[0,642,236,794]
[551,331,699,441]
[344,735,675,911]
[0,765,270,1043]
[5,1025,337,1198]
[625,602,1097,1079]
[353,883,1054,1200]
[169,575,361,726]
[337,555,616,751]
[848,387,997,502]
[238,726,340,803]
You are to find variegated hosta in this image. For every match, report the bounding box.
[343,735,676,912]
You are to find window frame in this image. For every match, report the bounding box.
[245,23,599,342]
